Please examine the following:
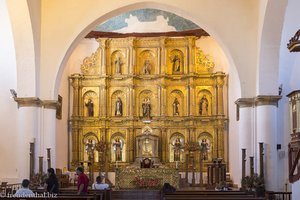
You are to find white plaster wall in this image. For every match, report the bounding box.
[0,0,19,183]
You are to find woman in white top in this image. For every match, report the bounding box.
[92,176,110,190]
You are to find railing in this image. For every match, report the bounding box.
[265,191,292,200]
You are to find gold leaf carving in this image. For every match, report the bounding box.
[80,48,100,75]
[195,49,215,73]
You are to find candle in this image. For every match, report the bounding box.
[176,161,178,169]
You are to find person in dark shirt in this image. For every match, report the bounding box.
[76,166,89,195]
[44,168,59,193]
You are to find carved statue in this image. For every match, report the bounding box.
[142,138,153,156]
[172,55,180,72]
[115,57,122,74]
[143,60,151,75]
[85,139,95,161]
[85,99,94,117]
[200,138,209,160]
[113,138,122,161]
[142,97,151,117]
[115,97,123,116]
[173,138,182,161]
[173,98,180,116]
[199,95,208,115]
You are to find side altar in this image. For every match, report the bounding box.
[115,167,179,190]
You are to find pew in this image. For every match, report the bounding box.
[58,188,111,200]
[0,194,98,200]
[162,190,266,200]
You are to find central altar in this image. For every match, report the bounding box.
[115,167,179,190]
[69,35,228,175]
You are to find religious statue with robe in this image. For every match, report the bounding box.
[200,138,209,160]
[173,138,182,161]
[85,139,95,162]
[173,98,180,116]
[115,97,123,116]
[113,138,122,161]
[142,97,151,117]
[85,99,94,117]
[143,60,151,75]
[199,95,208,115]
[172,55,180,72]
[115,56,122,74]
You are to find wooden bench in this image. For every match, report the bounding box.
[57,188,111,200]
[0,194,99,200]
[162,190,265,200]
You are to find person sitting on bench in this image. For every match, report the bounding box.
[92,176,110,190]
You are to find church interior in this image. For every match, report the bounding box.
[1,0,300,199]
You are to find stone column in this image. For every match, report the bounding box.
[235,98,254,177]
[100,86,107,117]
[128,41,134,75]
[127,128,134,163]
[187,37,196,74]
[129,85,134,117]
[70,74,81,116]
[43,107,57,170]
[216,72,225,115]
[71,128,80,168]
[159,37,166,74]
[161,85,167,116]
[96,38,107,75]
[161,128,167,163]
[17,106,38,177]
[255,95,281,191]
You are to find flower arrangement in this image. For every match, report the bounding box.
[132,176,161,189]
[241,173,264,191]
[30,172,48,189]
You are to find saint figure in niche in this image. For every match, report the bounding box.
[200,138,209,160]
[172,55,181,72]
[85,99,94,117]
[113,138,122,161]
[115,56,122,74]
[199,95,208,115]
[173,138,182,161]
[115,97,123,116]
[143,60,151,75]
[142,97,151,117]
[85,139,95,161]
[173,98,180,116]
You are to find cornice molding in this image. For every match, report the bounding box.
[85,29,209,39]
[235,95,282,108]
[235,98,254,108]
[254,95,282,107]
[13,97,58,110]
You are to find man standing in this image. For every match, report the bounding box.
[76,166,89,195]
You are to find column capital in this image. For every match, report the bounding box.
[255,95,282,107]
[235,98,254,108]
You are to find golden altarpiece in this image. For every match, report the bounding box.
[69,36,228,180]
